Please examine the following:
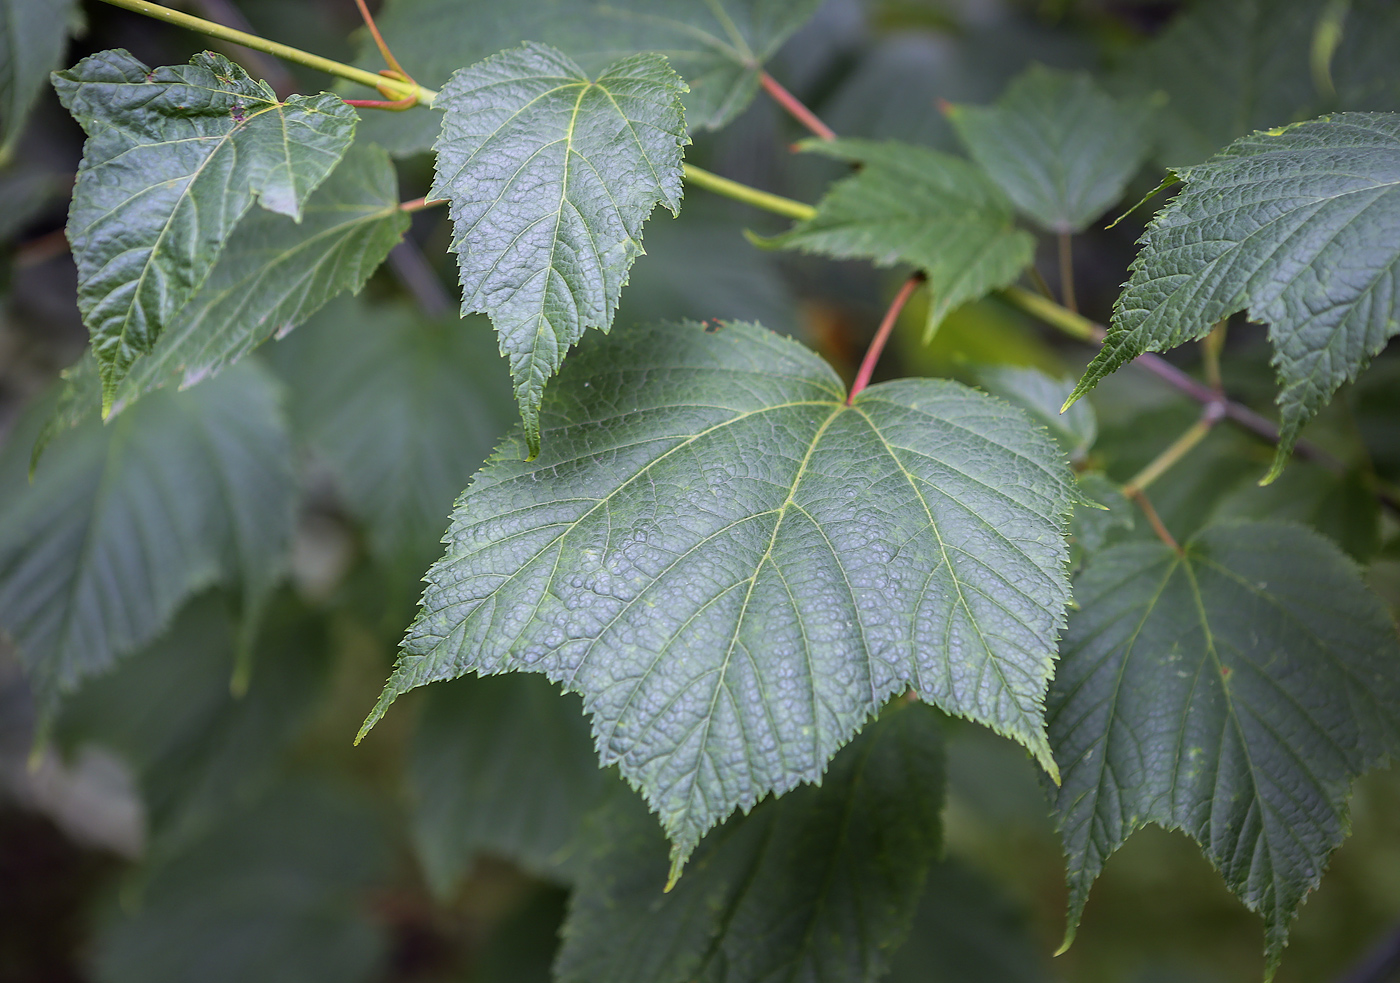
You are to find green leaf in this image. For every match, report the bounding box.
[411,674,609,896]
[54,592,330,848]
[947,65,1157,234]
[1119,0,1324,167]
[1069,113,1400,480]
[53,49,357,406]
[361,318,1075,870]
[31,143,408,453]
[761,139,1035,338]
[1069,471,1135,559]
[1047,522,1400,975]
[0,362,296,708]
[976,364,1097,459]
[271,296,513,570]
[885,858,1050,983]
[0,0,74,156]
[555,702,945,983]
[359,0,822,154]
[92,783,389,983]
[431,42,687,457]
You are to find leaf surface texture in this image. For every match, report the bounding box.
[53,50,356,404]
[1048,522,1400,972]
[1071,113,1400,478]
[362,318,1075,866]
[430,42,686,455]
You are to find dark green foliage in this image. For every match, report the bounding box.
[556,703,945,983]
[0,0,74,155]
[0,363,295,707]
[1049,522,1400,973]
[1071,114,1400,478]
[410,673,609,894]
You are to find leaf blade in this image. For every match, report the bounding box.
[53,49,357,405]
[1048,521,1400,973]
[431,43,687,456]
[361,319,1075,867]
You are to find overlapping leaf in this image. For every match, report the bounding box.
[1069,113,1400,479]
[0,0,74,155]
[31,144,408,454]
[556,703,944,983]
[947,65,1156,233]
[359,0,822,153]
[411,674,609,895]
[359,319,1075,869]
[273,297,513,570]
[53,49,356,406]
[431,43,687,456]
[0,363,296,708]
[762,139,1035,337]
[1048,522,1400,975]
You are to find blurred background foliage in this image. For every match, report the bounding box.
[1,0,1399,981]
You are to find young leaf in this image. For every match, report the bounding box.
[411,674,609,896]
[947,65,1157,234]
[1048,522,1400,975]
[361,319,1075,871]
[0,0,75,156]
[761,139,1034,338]
[431,43,687,457]
[358,0,822,154]
[555,703,944,983]
[53,49,357,407]
[0,363,296,709]
[92,783,389,983]
[1068,113,1400,480]
[272,297,513,571]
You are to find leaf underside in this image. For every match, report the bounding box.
[0,363,296,708]
[430,42,687,457]
[53,49,356,406]
[361,318,1075,870]
[763,139,1035,337]
[556,702,945,983]
[358,0,823,153]
[1048,522,1400,975]
[948,64,1156,234]
[1073,113,1400,479]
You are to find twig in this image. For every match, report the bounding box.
[187,0,299,96]
[682,163,816,222]
[1127,489,1180,554]
[93,0,435,104]
[848,273,924,405]
[1057,232,1077,314]
[759,70,837,142]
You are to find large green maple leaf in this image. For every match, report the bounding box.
[359,319,1075,870]
[1069,113,1400,480]
[53,49,357,408]
[431,42,687,457]
[1048,522,1400,976]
